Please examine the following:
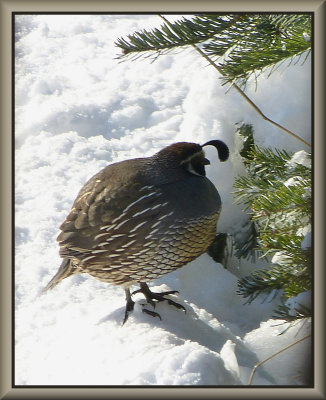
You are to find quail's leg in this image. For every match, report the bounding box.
[133,282,186,318]
[122,288,135,325]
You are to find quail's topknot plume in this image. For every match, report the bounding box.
[43,140,229,323]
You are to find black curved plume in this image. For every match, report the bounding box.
[201,140,229,162]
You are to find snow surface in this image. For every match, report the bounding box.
[15,14,312,386]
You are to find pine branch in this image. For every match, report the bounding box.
[184,41,310,148]
[237,267,286,304]
[237,123,255,162]
[116,13,311,89]
[115,14,311,148]
[166,17,311,148]
[211,14,311,87]
[251,183,311,221]
[237,260,311,305]
[232,220,259,261]
[273,303,311,322]
[115,14,237,59]
[233,133,312,313]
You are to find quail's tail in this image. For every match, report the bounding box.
[42,258,75,292]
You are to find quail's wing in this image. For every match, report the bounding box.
[57,160,173,262]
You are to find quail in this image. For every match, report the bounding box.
[43,140,229,323]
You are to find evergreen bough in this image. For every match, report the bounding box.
[116,13,311,88]
[234,124,311,320]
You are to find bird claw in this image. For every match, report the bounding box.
[123,283,185,324]
[132,288,179,297]
[148,293,186,313]
[135,283,186,314]
[156,289,179,296]
[142,308,162,320]
[122,302,134,325]
[166,298,186,312]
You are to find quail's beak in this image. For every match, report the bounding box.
[203,158,210,165]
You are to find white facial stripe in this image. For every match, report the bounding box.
[179,150,205,165]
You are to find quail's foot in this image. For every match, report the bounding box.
[133,282,186,318]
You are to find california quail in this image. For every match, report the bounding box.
[43,140,229,323]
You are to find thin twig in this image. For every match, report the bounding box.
[193,46,311,148]
[159,14,311,149]
[248,334,311,385]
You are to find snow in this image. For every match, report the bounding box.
[286,150,311,169]
[15,14,312,386]
[285,291,312,317]
[301,231,312,250]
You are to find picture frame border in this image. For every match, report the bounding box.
[1,0,324,398]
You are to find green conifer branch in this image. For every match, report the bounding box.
[115,14,311,148]
[115,14,237,58]
[273,303,311,322]
[206,14,311,87]
[116,13,311,89]
[237,267,287,304]
[233,127,311,315]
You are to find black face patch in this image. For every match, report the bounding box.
[182,152,208,177]
[191,162,206,176]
